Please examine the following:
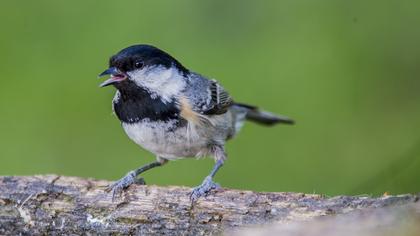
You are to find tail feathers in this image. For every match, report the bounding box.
[246,110,294,125]
[234,103,294,126]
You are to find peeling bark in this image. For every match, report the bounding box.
[0,175,417,235]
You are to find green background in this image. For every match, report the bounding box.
[1,0,419,196]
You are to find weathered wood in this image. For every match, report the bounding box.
[232,202,420,236]
[0,175,417,235]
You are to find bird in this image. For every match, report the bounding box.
[98,44,294,201]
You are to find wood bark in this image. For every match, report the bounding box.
[0,175,417,235]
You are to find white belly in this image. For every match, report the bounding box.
[122,120,209,159]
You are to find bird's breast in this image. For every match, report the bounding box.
[122,119,210,159]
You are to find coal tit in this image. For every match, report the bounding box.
[99,44,294,201]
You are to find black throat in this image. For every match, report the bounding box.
[113,82,180,123]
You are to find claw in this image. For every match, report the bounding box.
[105,171,145,202]
[190,176,220,202]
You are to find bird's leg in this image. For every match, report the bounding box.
[106,158,167,201]
[191,146,225,202]
[190,159,223,201]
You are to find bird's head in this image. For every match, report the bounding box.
[99,45,189,100]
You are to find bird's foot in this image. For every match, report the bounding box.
[190,176,220,202]
[105,171,146,201]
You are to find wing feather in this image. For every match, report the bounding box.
[203,80,233,115]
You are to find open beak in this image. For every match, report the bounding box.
[98,67,127,87]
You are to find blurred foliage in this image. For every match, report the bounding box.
[0,0,419,196]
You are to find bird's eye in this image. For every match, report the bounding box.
[134,61,144,69]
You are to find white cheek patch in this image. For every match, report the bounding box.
[128,66,186,103]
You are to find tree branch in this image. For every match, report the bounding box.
[0,175,417,235]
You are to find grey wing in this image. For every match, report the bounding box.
[202,79,233,115]
[184,73,233,115]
